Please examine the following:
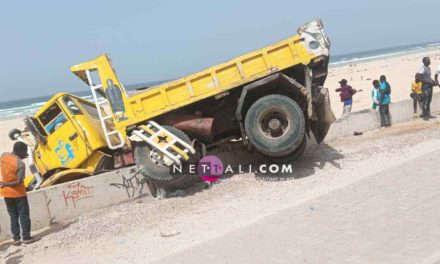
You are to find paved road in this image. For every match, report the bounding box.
[154,149,440,264]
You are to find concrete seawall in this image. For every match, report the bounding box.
[0,167,143,241]
[326,92,440,141]
[1,93,439,242]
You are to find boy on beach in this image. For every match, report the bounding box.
[0,142,35,245]
[410,73,423,117]
[335,79,357,116]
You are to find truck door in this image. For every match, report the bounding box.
[37,101,88,169]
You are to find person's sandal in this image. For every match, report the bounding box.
[12,239,21,246]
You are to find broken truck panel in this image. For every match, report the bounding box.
[310,87,336,143]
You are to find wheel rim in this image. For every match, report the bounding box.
[258,108,290,139]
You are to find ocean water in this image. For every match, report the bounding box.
[0,92,90,120]
[330,41,440,66]
[1,41,439,121]
[0,82,166,121]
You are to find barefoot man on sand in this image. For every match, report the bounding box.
[1,142,35,245]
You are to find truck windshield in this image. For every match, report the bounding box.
[63,96,83,115]
[24,117,47,144]
[39,103,68,134]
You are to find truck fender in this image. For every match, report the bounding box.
[235,73,309,144]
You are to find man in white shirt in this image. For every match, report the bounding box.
[418,57,436,120]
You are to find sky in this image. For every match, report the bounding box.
[1,0,439,101]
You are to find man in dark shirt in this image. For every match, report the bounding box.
[335,79,357,117]
[419,57,436,120]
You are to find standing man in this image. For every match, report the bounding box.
[371,80,381,110]
[380,75,391,95]
[0,142,35,244]
[335,79,357,116]
[378,77,392,127]
[419,57,436,120]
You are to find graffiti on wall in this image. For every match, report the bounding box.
[110,168,146,198]
[62,182,94,208]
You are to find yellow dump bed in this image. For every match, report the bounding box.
[71,20,329,128]
[128,35,317,123]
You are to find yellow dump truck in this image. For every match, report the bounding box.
[12,20,335,193]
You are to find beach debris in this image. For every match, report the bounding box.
[353,131,363,136]
[160,231,181,238]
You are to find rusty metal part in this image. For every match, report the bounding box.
[113,151,135,169]
[192,139,207,158]
[163,114,215,143]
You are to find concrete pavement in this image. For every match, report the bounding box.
[153,149,440,264]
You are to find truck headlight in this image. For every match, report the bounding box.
[309,41,320,50]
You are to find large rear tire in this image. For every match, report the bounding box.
[245,95,305,158]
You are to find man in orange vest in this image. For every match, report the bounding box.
[0,142,35,244]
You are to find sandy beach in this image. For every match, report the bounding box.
[327,49,440,117]
[1,49,440,160]
[0,118,26,156]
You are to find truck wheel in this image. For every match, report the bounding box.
[134,126,191,181]
[266,134,307,163]
[245,95,305,158]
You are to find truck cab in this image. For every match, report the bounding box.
[23,93,126,188]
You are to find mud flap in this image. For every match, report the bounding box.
[310,87,335,143]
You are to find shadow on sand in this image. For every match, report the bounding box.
[210,139,344,182]
[255,142,344,181]
[146,139,345,198]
